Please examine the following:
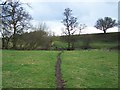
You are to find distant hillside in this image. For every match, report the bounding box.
[52,32,119,50]
[76,32,119,42]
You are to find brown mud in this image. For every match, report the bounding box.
[55,51,65,90]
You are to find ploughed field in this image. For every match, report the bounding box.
[2,50,118,88]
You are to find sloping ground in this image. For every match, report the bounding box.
[53,32,119,50]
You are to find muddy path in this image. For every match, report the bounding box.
[55,51,65,89]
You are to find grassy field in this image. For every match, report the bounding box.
[2,50,58,88]
[2,50,118,88]
[53,32,119,50]
[61,50,118,88]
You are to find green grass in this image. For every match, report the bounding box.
[56,32,119,50]
[2,50,118,88]
[52,41,68,49]
[0,50,2,89]
[2,50,58,88]
[52,39,118,50]
[90,41,118,49]
[61,50,118,88]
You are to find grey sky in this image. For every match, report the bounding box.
[20,0,118,35]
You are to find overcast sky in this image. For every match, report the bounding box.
[19,0,119,35]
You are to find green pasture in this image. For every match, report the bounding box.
[61,50,118,88]
[2,50,58,88]
[2,50,118,88]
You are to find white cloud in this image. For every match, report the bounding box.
[80,27,118,34]
[30,20,118,36]
[27,2,117,26]
[107,27,118,32]
[44,20,64,36]
[30,20,63,35]
[20,0,118,35]
[80,27,103,34]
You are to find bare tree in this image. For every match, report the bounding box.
[0,0,8,5]
[61,8,78,50]
[1,1,32,49]
[79,24,87,35]
[118,20,120,28]
[94,17,117,34]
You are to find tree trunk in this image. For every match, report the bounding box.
[67,34,71,50]
[6,38,10,49]
[13,35,16,49]
[103,30,106,34]
[2,38,5,49]
[67,41,71,50]
[2,37,9,49]
[71,42,74,50]
[13,25,17,49]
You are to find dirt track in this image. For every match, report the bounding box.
[55,51,65,89]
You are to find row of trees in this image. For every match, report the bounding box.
[0,1,55,50]
[2,22,52,50]
[0,1,118,50]
[61,8,118,50]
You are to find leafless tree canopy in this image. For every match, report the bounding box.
[61,8,78,50]
[0,1,32,49]
[94,17,117,34]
